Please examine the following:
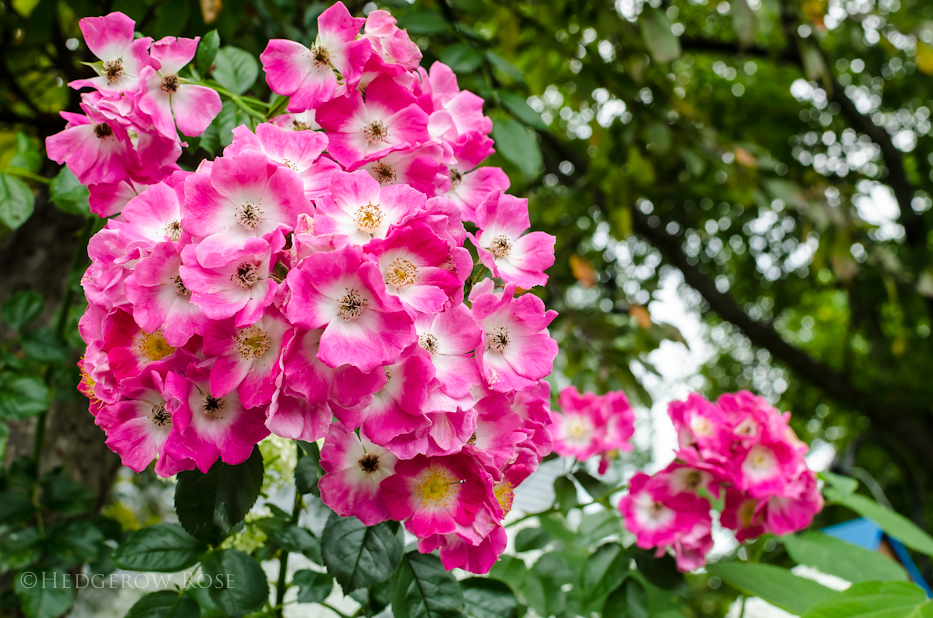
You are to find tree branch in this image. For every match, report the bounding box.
[679,33,925,247]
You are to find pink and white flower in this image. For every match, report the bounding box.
[470,281,558,392]
[381,452,501,541]
[314,170,426,247]
[474,191,555,289]
[202,308,292,409]
[125,241,207,347]
[319,422,398,525]
[70,12,154,95]
[413,304,482,397]
[316,75,430,168]
[260,2,370,111]
[182,150,309,268]
[137,37,222,138]
[285,244,415,372]
[180,232,283,327]
[163,362,270,472]
[365,222,462,315]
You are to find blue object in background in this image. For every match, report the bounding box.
[822,518,932,597]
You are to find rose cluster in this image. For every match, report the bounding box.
[57,4,558,574]
[619,391,822,571]
[549,386,635,474]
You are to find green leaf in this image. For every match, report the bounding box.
[113,523,207,572]
[40,468,95,515]
[515,526,550,552]
[21,328,70,364]
[212,47,259,95]
[498,91,547,130]
[440,44,484,73]
[47,519,105,565]
[0,172,35,230]
[802,581,933,618]
[819,471,858,497]
[706,562,835,616]
[630,547,685,592]
[293,570,333,604]
[553,475,578,515]
[2,290,44,330]
[48,167,91,217]
[832,491,933,557]
[573,470,611,500]
[295,455,319,496]
[396,11,449,35]
[603,578,648,618]
[640,8,680,63]
[9,133,40,172]
[784,531,907,583]
[486,52,525,84]
[0,374,50,420]
[488,554,527,593]
[321,514,403,593]
[200,549,269,618]
[255,520,319,557]
[125,590,200,618]
[14,568,74,618]
[461,578,517,618]
[196,30,221,77]
[392,552,465,618]
[0,490,33,523]
[174,446,264,546]
[491,118,542,179]
[582,543,630,613]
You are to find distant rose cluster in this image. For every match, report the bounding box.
[55,3,558,573]
[619,391,823,571]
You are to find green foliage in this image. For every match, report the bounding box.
[124,590,200,618]
[0,173,35,230]
[200,549,269,617]
[211,47,259,95]
[112,524,207,573]
[48,168,90,217]
[706,562,836,615]
[802,581,933,618]
[392,552,465,618]
[783,531,908,583]
[320,513,403,593]
[174,446,264,546]
[293,569,333,604]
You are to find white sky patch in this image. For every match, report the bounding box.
[854,180,905,241]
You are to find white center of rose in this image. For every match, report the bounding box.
[339,289,367,320]
[418,333,439,354]
[231,262,260,289]
[490,235,512,259]
[235,325,271,359]
[364,120,389,142]
[385,258,418,288]
[354,202,383,236]
[150,402,171,427]
[200,394,226,419]
[487,326,510,351]
[236,202,264,230]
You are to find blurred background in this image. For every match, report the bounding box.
[2,0,933,615]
